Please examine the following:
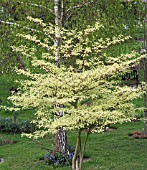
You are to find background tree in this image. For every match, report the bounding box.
[0,0,144,73]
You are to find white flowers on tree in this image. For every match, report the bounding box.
[5,17,147,170]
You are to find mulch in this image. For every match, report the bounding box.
[129,131,147,139]
[0,140,18,145]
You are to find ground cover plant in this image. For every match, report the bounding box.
[1,121,147,170]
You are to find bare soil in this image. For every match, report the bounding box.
[129,131,147,139]
[0,140,18,145]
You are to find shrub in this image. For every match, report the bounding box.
[0,117,37,133]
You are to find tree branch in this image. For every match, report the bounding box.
[0,20,54,41]
[64,0,97,26]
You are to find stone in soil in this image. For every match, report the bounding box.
[0,158,4,163]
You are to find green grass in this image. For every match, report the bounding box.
[0,73,35,120]
[0,121,147,170]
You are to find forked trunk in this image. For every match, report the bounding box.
[71,129,89,170]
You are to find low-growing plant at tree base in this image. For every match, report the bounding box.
[1,17,146,170]
[44,145,75,167]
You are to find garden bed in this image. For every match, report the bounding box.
[0,140,18,145]
[129,131,147,139]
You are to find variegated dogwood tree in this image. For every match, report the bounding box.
[3,17,147,170]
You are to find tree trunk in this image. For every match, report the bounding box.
[71,129,90,170]
[144,59,147,134]
[143,49,147,134]
[143,10,147,134]
[72,129,81,170]
[54,0,60,62]
[53,0,69,155]
[53,127,68,154]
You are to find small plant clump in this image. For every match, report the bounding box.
[44,146,75,167]
[0,117,37,133]
[44,152,74,167]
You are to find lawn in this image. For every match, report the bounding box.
[0,73,35,121]
[0,121,147,170]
